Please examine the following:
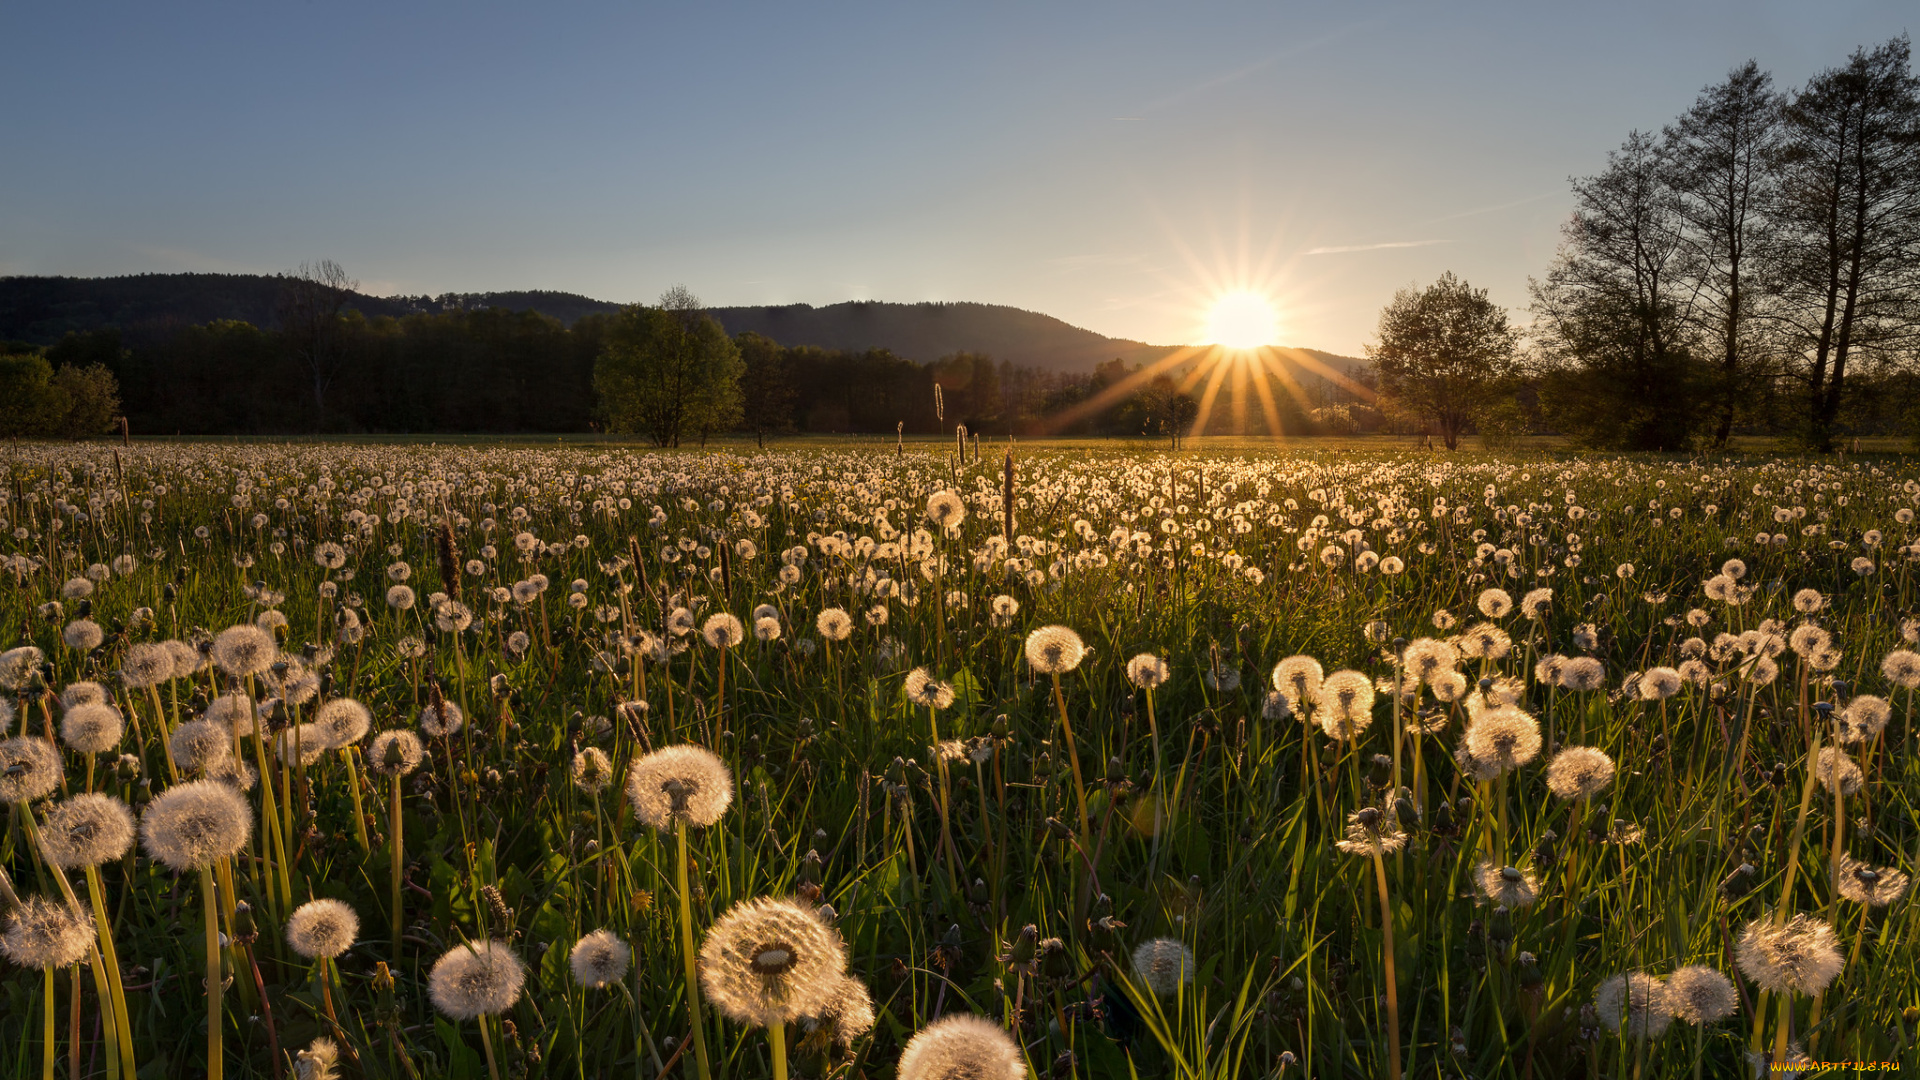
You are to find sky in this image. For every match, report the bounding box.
[1,2,1912,357]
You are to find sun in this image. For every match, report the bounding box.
[1201,291,1280,350]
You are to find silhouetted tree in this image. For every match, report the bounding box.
[1367,272,1518,449]
[1768,36,1920,451]
[275,259,357,430]
[1667,60,1784,448]
[736,331,796,447]
[1532,132,1701,450]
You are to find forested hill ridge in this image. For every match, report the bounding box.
[0,273,1367,374]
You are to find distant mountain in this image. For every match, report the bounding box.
[0,273,1361,375]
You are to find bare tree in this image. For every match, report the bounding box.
[1767,36,1920,451]
[1666,60,1784,448]
[276,259,358,431]
[1531,131,1700,450]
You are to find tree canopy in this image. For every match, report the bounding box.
[594,288,745,447]
[1366,273,1518,449]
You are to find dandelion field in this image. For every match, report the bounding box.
[1,440,1917,1080]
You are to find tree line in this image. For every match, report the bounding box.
[0,273,1227,442]
[1378,36,1920,451]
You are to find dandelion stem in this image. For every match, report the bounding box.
[390,773,405,960]
[1370,847,1401,1080]
[675,819,713,1080]
[201,866,223,1080]
[768,1019,788,1080]
[42,964,55,1080]
[478,1015,503,1080]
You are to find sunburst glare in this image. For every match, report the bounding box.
[1201,291,1280,350]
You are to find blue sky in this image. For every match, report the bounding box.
[1,2,1910,355]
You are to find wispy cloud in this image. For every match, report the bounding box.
[1304,239,1449,256]
[1048,253,1148,270]
[1425,191,1559,224]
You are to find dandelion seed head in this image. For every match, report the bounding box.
[294,1037,339,1080]
[60,682,108,710]
[0,737,63,803]
[1126,653,1169,689]
[0,895,94,970]
[925,490,966,530]
[313,698,372,748]
[626,745,734,830]
[428,939,526,1020]
[139,778,252,871]
[1812,746,1862,796]
[1335,808,1408,855]
[1131,937,1195,995]
[1558,656,1607,692]
[697,896,848,1026]
[1473,859,1539,910]
[120,643,174,689]
[1734,915,1842,997]
[1664,965,1737,1025]
[1546,746,1615,800]
[1024,625,1086,674]
[1835,854,1910,908]
[804,973,876,1049]
[1880,649,1920,689]
[815,608,853,642]
[1457,621,1512,661]
[1271,655,1324,709]
[1402,638,1459,684]
[1835,695,1891,744]
[211,623,276,678]
[59,701,124,753]
[1594,972,1671,1040]
[367,729,425,777]
[62,619,104,652]
[1464,707,1541,772]
[569,928,631,988]
[419,701,464,738]
[37,792,136,868]
[896,1013,1025,1080]
[904,668,956,710]
[702,613,745,649]
[286,898,359,959]
[571,746,613,794]
[1315,670,1375,741]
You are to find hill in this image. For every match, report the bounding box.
[0,273,1361,375]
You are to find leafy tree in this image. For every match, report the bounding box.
[0,353,62,437]
[50,363,121,438]
[735,331,796,447]
[1366,272,1518,449]
[594,287,743,447]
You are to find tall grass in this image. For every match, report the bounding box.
[0,441,1913,1078]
